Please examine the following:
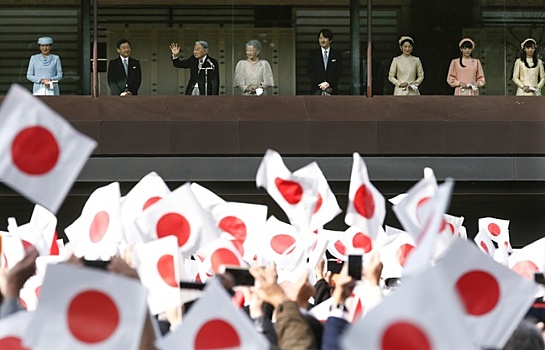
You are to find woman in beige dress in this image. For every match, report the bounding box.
[512,38,545,96]
[447,38,485,96]
[234,39,274,96]
[388,36,424,96]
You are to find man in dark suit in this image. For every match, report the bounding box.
[307,29,343,95]
[169,40,219,95]
[107,39,142,96]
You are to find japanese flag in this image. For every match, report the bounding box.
[474,229,495,257]
[509,237,545,281]
[342,263,475,350]
[402,178,454,278]
[211,201,267,262]
[345,153,385,240]
[391,168,438,240]
[120,171,171,245]
[64,182,123,259]
[378,226,416,279]
[19,274,43,311]
[1,234,25,269]
[479,217,511,251]
[434,238,538,349]
[197,237,247,275]
[133,235,181,315]
[292,161,341,230]
[9,204,59,256]
[136,182,220,258]
[0,311,32,350]
[256,149,318,233]
[157,278,268,350]
[0,84,96,213]
[322,228,348,261]
[24,263,148,350]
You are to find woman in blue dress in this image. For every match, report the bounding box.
[26,36,63,95]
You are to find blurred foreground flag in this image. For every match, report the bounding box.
[0,84,96,213]
[24,263,148,350]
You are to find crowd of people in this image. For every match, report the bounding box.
[27,31,545,97]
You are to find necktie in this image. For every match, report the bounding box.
[323,50,328,70]
[123,58,128,75]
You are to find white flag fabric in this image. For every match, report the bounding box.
[321,228,348,261]
[0,311,32,349]
[478,217,511,252]
[120,171,171,245]
[190,182,226,212]
[378,226,416,279]
[133,235,181,315]
[19,274,43,311]
[434,238,538,349]
[0,84,96,213]
[509,237,545,280]
[474,229,496,257]
[402,178,454,278]
[341,263,476,350]
[1,234,25,269]
[64,182,123,259]
[292,161,341,231]
[197,237,247,275]
[391,168,438,240]
[157,278,268,350]
[24,263,148,350]
[256,149,318,233]
[136,182,220,258]
[345,153,385,240]
[211,201,267,262]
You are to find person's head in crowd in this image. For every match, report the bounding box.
[502,318,545,350]
[37,36,53,56]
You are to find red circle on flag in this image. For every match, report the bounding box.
[219,216,247,242]
[512,260,539,281]
[142,196,162,211]
[352,232,373,253]
[396,243,415,267]
[334,240,347,256]
[381,321,431,350]
[488,223,501,236]
[231,239,245,256]
[157,254,177,287]
[416,196,430,224]
[156,213,191,248]
[456,270,500,316]
[11,126,59,175]
[274,177,303,205]
[67,290,120,343]
[313,193,323,213]
[89,211,110,243]
[35,285,41,299]
[194,319,241,349]
[211,247,240,273]
[354,185,375,218]
[270,234,296,255]
[0,336,29,350]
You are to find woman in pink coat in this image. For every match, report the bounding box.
[447,38,486,95]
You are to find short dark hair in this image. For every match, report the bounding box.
[318,29,334,41]
[116,38,131,49]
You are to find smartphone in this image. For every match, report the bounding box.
[220,265,255,286]
[535,272,545,285]
[348,254,363,280]
[83,259,110,270]
[327,259,344,274]
[179,281,206,290]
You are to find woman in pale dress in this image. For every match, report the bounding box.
[447,38,485,96]
[512,38,545,96]
[388,36,424,96]
[26,36,63,95]
[234,40,274,96]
